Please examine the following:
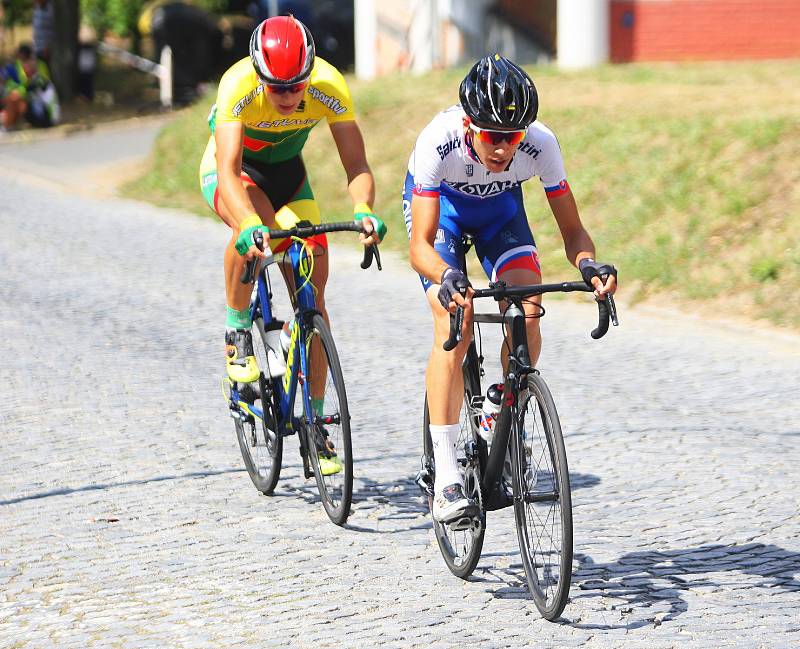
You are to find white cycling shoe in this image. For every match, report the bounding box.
[432,483,477,523]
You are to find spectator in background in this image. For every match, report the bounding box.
[77,25,98,102]
[140,1,222,105]
[1,44,60,130]
[32,0,55,63]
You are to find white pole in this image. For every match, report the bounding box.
[159,45,172,109]
[410,0,435,74]
[557,0,609,69]
[354,0,377,80]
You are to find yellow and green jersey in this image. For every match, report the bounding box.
[204,55,356,165]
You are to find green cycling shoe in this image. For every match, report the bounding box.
[225,329,260,384]
[315,428,343,476]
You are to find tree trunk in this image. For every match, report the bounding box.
[51,0,80,102]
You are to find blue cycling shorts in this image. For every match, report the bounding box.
[403,172,541,291]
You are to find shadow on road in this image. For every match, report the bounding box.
[0,467,244,506]
[562,542,800,629]
[327,470,602,535]
[485,542,800,628]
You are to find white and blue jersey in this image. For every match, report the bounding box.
[403,105,570,289]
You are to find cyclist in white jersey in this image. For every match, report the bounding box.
[405,55,618,522]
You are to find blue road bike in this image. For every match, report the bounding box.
[225,220,380,525]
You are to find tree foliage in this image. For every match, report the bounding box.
[2,0,33,28]
[80,0,226,38]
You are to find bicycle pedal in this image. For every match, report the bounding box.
[415,469,434,497]
[447,514,479,532]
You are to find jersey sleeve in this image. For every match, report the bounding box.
[409,122,445,197]
[309,61,356,124]
[536,125,570,198]
[214,63,257,125]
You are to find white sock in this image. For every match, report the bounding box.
[430,423,463,493]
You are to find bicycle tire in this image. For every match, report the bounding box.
[304,313,353,526]
[235,317,283,494]
[422,345,487,579]
[511,372,573,620]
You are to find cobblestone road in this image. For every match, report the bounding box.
[1,175,799,648]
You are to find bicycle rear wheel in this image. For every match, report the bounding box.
[422,346,487,579]
[234,317,283,494]
[511,372,573,620]
[304,313,353,526]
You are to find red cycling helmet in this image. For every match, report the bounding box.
[249,15,315,85]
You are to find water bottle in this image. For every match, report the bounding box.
[279,318,295,356]
[478,383,503,442]
[263,327,287,378]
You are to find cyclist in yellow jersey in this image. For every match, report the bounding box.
[199,16,385,473]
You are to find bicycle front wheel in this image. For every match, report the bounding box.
[304,314,353,526]
[235,317,283,494]
[512,372,573,620]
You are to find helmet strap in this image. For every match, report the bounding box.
[464,128,484,166]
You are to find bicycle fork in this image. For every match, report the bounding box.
[480,301,533,510]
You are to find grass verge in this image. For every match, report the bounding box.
[122,60,800,328]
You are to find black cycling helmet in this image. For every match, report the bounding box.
[459,54,538,129]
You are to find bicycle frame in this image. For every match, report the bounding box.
[459,280,614,508]
[471,301,531,510]
[231,239,318,435]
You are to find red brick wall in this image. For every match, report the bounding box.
[610,0,800,62]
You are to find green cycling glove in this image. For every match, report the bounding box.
[354,202,387,242]
[235,214,270,256]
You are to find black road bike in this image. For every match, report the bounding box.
[417,260,617,619]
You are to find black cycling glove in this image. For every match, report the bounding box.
[579,258,618,287]
[437,268,471,310]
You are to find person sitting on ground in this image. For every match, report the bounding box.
[1,43,60,131]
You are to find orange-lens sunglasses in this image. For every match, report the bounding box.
[469,123,526,146]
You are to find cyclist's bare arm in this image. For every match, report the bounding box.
[547,189,616,296]
[215,121,270,260]
[215,122,255,226]
[329,120,379,245]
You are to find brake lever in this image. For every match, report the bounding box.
[606,293,619,327]
[240,229,264,284]
[443,305,464,351]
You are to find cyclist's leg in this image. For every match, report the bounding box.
[200,141,283,382]
[405,178,474,519]
[474,186,543,368]
[268,179,341,473]
[404,178,471,428]
[272,191,331,410]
